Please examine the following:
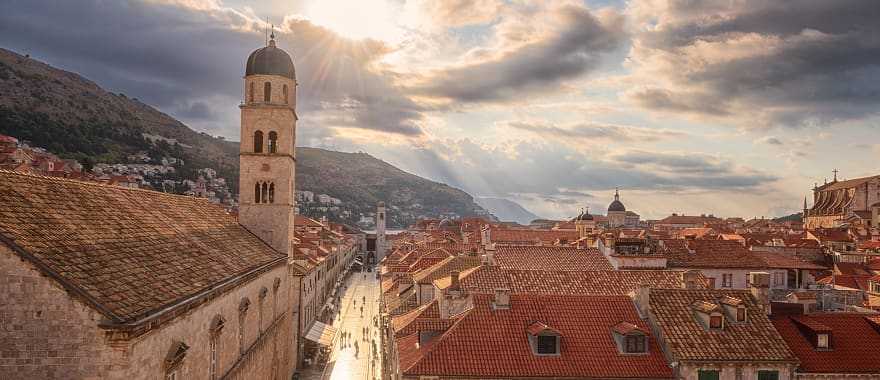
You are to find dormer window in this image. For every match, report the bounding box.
[692,300,724,330]
[817,333,829,348]
[612,321,649,354]
[709,314,723,329]
[720,296,747,323]
[735,307,746,322]
[527,322,561,356]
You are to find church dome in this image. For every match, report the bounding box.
[245,38,295,80]
[608,188,626,212]
[573,208,593,221]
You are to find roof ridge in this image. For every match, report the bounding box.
[0,169,214,202]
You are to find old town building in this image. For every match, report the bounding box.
[0,35,307,379]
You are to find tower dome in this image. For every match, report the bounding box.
[573,207,594,221]
[245,34,295,80]
[608,188,625,212]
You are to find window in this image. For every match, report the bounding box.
[698,370,720,380]
[209,315,224,380]
[817,333,829,348]
[166,371,177,380]
[264,82,271,102]
[238,298,250,356]
[268,131,278,153]
[536,335,558,355]
[624,335,646,353]
[283,84,288,104]
[253,130,264,153]
[268,183,275,203]
[709,314,723,329]
[757,370,779,380]
[736,307,746,322]
[773,272,785,287]
[249,81,254,103]
[261,183,268,204]
[722,273,733,288]
[254,182,261,203]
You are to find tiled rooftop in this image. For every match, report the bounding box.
[400,294,673,379]
[772,313,880,373]
[494,246,613,271]
[0,171,287,325]
[648,288,797,362]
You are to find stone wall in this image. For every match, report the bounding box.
[0,244,298,380]
[0,245,126,379]
[678,363,794,380]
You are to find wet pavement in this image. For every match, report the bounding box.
[304,269,382,380]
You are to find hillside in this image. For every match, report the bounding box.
[0,48,492,227]
[475,197,541,225]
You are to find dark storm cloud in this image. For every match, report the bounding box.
[0,0,423,137]
[412,4,626,102]
[629,0,880,127]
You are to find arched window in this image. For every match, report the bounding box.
[238,298,250,357]
[209,315,225,380]
[268,131,278,154]
[254,182,261,203]
[248,81,255,103]
[258,287,268,334]
[164,341,189,380]
[261,183,268,204]
[264,82,271,102]
[268,183,275,203]
[253,130,263,153]
[283,84,288,104]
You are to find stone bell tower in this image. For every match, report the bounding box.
[239,31,298,256]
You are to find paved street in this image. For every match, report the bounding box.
[313,268,383,380]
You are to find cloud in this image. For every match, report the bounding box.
[626,0,880,128]
[0,0,424,137]
[405,0,503,29]
[407,4,627,103]
[756,136,784,146]
[505,120,685,143]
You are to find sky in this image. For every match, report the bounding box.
[1,0,878,220]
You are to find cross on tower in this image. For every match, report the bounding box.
[832,169,839,182]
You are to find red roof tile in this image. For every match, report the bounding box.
[773,313,880,373]
[494,246,613,271]
[402,294,673,379]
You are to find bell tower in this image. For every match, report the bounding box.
[239,32,298,256]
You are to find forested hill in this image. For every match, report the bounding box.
[0,47,492,227]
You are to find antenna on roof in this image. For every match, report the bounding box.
[832,168,839,182]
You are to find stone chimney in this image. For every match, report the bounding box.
[450,270,460,291]
[749,272,771,314]
[682,270,702,289]
[482,243,496,266]
[632,285,651,318]
[493,288,511,310]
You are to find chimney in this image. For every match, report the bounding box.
[493,288,511,310]
[632,285,651,318]
[482,243,496,266]
[450,271,460,291]
[749,272,771,314]
[682,270,702,289]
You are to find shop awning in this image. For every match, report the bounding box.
[304,321,337,346]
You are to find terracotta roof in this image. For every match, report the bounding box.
[663,239,768,269]
[411,256,481,285]
[656,214,721,226]
[489,228,579,245]
[526,321,560,336]
[0,171,287,325]
[494,246,613,271]
[648,289,797,362]
[401,294,674,379]
[435,266,698,295]
[772,313,880,373]
[816,274,872,291]
[753,252,827,270]
[811,228,853,243]
[611,321,646,335]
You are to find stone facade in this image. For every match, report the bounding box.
[0,244,299,380]
[677,363,794,380]
[239,72,298,255]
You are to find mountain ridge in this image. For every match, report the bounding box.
[0,47,493,227]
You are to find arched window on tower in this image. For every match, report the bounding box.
[254,182,261,203]
[264,82,271,102]
[253,130,264,153]
[268,131,278,154]
[268,183,275,203]
[249,81,255,103]
[261,183,268,204]
[283,84,288,104]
